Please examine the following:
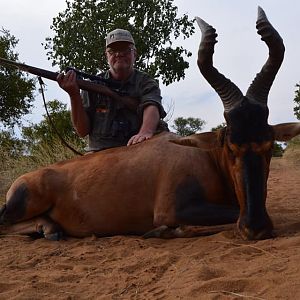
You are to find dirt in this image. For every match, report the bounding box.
[0,158,299,299]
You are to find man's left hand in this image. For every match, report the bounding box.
[127,132,154,146]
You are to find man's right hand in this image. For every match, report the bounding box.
[57,70,80,97]
[57,70,90,137]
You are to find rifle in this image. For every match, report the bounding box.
[0,57,138,111]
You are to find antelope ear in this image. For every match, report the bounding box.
[170,132,219,150]
[272,123,300,141]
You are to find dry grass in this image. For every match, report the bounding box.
[0,138,79,204]
[283,136,300,165]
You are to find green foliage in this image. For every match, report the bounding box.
[0,130,26,157]
[293,83,300,120]
[0,29,35,127]
[44,0,195,85]
[211,122,227,132]
[172,117,206,136]
[272,141,284,157]
[21,99,86,155]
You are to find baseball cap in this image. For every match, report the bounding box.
[105,29,135,47]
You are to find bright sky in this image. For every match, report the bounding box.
[1,0,299,131]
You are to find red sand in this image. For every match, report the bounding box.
[0,158,300,299]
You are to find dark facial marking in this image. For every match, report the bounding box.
[240,149,271,232]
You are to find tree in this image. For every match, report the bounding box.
[211,122,226,132]
[272,142,284,157]
[293,83,300,120]
[21,99,86,154]
[0,29,35,127]
[44,0,195,85]
[0,130,26,157]
[172,117,206,136]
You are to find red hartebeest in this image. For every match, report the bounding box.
[1,7,300,240]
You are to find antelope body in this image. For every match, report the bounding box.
[1,7,299,240]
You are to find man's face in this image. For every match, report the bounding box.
[106,41,136,77]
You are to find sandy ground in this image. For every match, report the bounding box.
[0,157,300,300]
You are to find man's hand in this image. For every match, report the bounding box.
[127,131,154,146]
[127,105,160,146]
[57,70,90,137]
[57,70,80,97]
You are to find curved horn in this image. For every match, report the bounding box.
[246,6,285,105]
[196,17,244,112]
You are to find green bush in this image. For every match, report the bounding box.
[272,142,284,157]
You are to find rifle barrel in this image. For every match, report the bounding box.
[0,57,138,110]
[0,57,59,81]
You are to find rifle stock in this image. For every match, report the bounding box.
[0,57,139,111]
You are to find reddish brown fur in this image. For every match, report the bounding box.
[1,123,299,240]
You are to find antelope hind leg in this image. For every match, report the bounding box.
[0,215,64,241]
